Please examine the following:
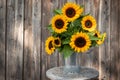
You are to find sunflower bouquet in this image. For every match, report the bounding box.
[45,2,106,58]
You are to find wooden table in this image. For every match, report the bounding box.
[46,66,99,80]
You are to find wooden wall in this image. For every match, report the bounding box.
[0,0,119,80]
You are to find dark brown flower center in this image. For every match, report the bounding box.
[66,8,76,18]
[85,20,92,28]
[54,39,60,45]
[49,41,53,49]
[75,37,86,47]
[55,19,64,29]
[94,33,98,37]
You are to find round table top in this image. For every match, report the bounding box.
[46,66,99,80]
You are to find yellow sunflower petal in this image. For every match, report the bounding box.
[94,30,101,37]
[81,15,97,32]
[62,2,83,22]
[54,37,61,47]
[51,15,68,33]
[69,32,91,53]
[97,33,106,45]
[45,36,55,55]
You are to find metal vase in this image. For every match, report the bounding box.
[63,53,81,73]
[63,47,94,73]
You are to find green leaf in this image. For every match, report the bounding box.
[89,36,101,40]
[80,5,84,8]
[47,24,54,33]
[62,38,70,44]
[101,33,105,39]
[61,45,74,58]
[52,32,58,37]
[54,9,62,15]
[91,41,97,47]
[73,19,81,27]
[57,47,63,52]
[85,13,90,16]
[87,32,94,36]
[60,31,72,37]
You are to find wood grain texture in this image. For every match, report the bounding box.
[6,0,24,80]
[41,0,50,79]
[31,0,41,80]
[118,0,120,80]
[110,0,119,80]
[48,0,59,69]
[91,0,100,70]
[24,0,41,80]
[0,0,6,80]
[24,0,33,79]
[41,0,60,80]
[0,0,119,80]
[58,0,67,67]
[98,0,111,80]
[83,0,100,69]
[67,0,76,3]
[75,0,84,67]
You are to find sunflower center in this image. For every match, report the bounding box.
[85,20,92,28]
[75,37,86,47]
[66,8,76,18]
[94,33,98,37]
[49,41,53,49]
[55,19,64,29]
[54,39,60,45]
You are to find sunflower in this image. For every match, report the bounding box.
[51,15,68,33]
[54,37,61,47]
[94,30,101,38]
[62,2,83,22]
[45,36,55,55]
[97,33,106,45]
[81,15,97,32]
[70,32,91,53]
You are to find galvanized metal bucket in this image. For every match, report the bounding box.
[63,47,94,73]
[63,53,81,73]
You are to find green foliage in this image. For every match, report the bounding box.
[89,36,101,40]
[80,5,84,8]
[47,24,54,33]
[62,38,70,45]
[54,9,62,15]
[61,45,74,58]
[73,18,81,27]
[45,3,106,58]
[91,41,97,47]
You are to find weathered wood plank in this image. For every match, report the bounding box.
[48,0,59,69]
[82,0,93,67]
[31,0,41,79]
[0,0,119,80]
[6,0,24,80]
[118,0,120,80]
[75,0,84,67]
[41,0,50,79]
[83,0,100,70]
[98,0,111,80]
[67,0,76,3]
[58,0,67,67]
[58,0,67,8]
[110,0,119,80]
[24,0,41,80]
[41,0,61,80]
[76,0,84,4]
[92,0,100,71]
[24,0,33,79]
[0,0,6,80]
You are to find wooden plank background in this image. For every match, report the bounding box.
[0,0,119,80]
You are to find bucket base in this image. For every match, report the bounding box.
[63,66,81,74]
